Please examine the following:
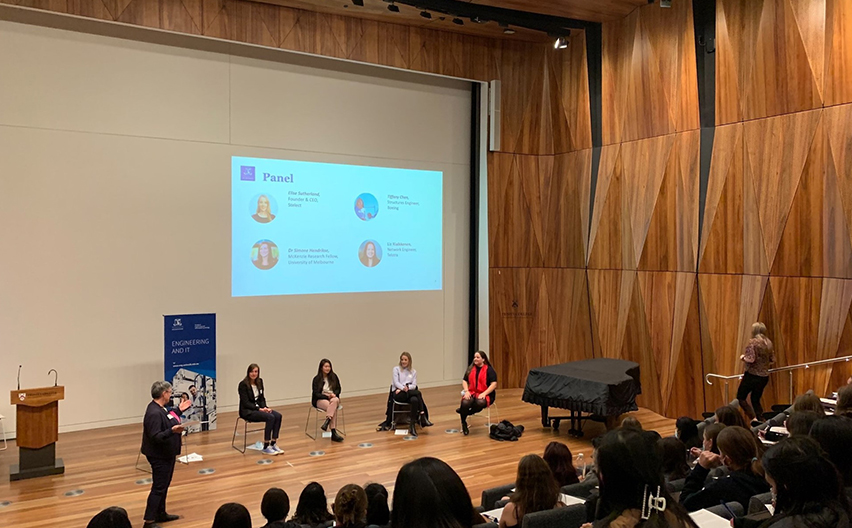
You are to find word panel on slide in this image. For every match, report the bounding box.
[232,156,443,297]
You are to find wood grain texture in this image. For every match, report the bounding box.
[823,104,852,278]
[826,0,852,106]
[0,386,676,528]
[489,268,593,389]
[715,0,743,125]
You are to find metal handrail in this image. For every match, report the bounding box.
[704,355,852,403]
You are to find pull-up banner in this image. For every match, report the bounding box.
[164,313,217,432]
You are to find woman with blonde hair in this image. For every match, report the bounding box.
[736,322,774,422]
[252,195,275,223]
[392,351,431,437]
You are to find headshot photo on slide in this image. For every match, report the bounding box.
[354,193,379,221]
[250,194,277,224]
[359,240,382,268]
[251,240,279,270]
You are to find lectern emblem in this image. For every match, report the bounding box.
[18,393,25,401]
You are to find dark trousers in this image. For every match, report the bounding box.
[394,389,423,422]
[737,372,770,420]
[459,396,489,424]
[145,456,176,521]
[242,409,282,440]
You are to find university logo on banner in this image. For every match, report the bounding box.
[164,313,217,432]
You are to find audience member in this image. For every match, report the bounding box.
[87,507,132,528]
[746,437,851,528]
[715,405,749,428]
[211,503,252,528]
[680,426,769,512]
[333,484,368,528]
[836,385,852,418]
[810,415,852,488]
[392,456,485,528]
[675,417,702,451]
[791,393,826,416]
[621,416,643,431]
[365,483,390,527]
[293,482,334,527]
[689,422,726,460]
[784,410,821,438]
[260,488,300,528]
[658,437,690,483]
[590,428,698,528]
[543,441,580,487]
[499,454,561,528]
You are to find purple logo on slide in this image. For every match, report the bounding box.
[240,166,256,181]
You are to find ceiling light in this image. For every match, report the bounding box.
[471,16,485,24]
[554,36,569,49]
[387,3,399,12]
[420,10,431,19]
[452,17,464,25]
[503,28,515,35]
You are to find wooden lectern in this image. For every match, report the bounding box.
[9,386,65,481]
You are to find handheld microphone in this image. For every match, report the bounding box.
[17,365,22,390]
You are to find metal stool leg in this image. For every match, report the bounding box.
[305,406,317,440]
[0,417,6,451]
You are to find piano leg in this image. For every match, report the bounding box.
[540,405,550,427]
[568,410,584,438]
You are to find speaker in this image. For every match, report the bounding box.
[488,80,501,152]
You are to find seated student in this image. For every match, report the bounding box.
[333,484,368,528]
[499,454,562,528]
[312,359,344,442]
[784,410,822,438]
[458,351,497,436]
[392,457,487,528]
[680,426,770,512]
[364,483,390,528]
[87,507,132,528]
[809,415,852,488]
[835,384,852,418]
[238,363,283,455]
[391,352,431,437]
[791,393,826,416]
[675,416,702,451]
[689,422,725,459]
[292,482,334,528]
[659,437,690,483]
[543,441,580,487]
[260,488,301,528]
[735,437,851,528]
[589,428,697,528]
[621,416,643,431]
[715,405,749,428]
[211,503,252,528]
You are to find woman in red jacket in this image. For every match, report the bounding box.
[458,350,497,435]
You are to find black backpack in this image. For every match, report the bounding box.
[489,419,524,441]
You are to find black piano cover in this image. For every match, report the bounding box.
[522,358,641,416]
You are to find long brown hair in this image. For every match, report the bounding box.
[716,426,763,475]
[314,358,340,393]
[243,363,264,391]
[510,454,559,521]
[464,350,491,378]
[333,484,367,527]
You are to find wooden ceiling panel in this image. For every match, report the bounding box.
[470,0,646,22]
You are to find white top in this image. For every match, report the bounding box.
[393,366,418,390]
[251,385,259,400]
[322,377,330,393]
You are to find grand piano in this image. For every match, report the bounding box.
[522,358,641,437]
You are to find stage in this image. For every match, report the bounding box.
[0,386,675,527]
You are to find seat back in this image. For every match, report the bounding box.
[480,483,515,510]
[748,492,773,514]
[705,501,743,519]
[521,503,585,528]
[560,475,598,500]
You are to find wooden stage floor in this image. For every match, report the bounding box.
[0,387,675,527]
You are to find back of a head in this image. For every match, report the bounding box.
[675,417,699,445]
[542,442,577,487]
[596,429,696,528]
[513,454,559,519]
[703,423,726,453]
[810,415,852,486]
[762,436,845,517]
[793,393,826,416]
[87,507,132,528]
[364,483,390,526]
[621,416,643,431]
[392,457,471,528]
[658,437,689,480]
[294,482,333,524]
[785,411,822,437]
[333,484,368,527]
[716,426,760,474]
[261,487,290,523]
[837,385,852,416]
[211,503,251,528]
[715,405,747,428]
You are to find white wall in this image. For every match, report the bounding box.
[0,20,471,434]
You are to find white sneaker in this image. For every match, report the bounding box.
[262,446,278,456]
[272,445,284,454]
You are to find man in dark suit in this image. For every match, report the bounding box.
[141,381,184,528]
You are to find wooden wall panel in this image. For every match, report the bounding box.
[715,0,743,125]
[488,151,591,269]
[826,0,852,106]
[490,268,593,388]
[601,0,698,144]
[823,104,852,278]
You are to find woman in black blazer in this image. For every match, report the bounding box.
[238,363,283,455]
[311,358,343,442]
